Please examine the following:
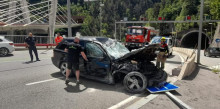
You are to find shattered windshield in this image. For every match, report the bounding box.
[150,37,168,44]
[103,41,130,59]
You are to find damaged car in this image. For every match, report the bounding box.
[51,37,167,93]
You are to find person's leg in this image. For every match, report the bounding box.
[33,46,40,61]
[65,62,72,84]
[156,53,161,68]
[74,62,81,84]
[75,70,80,81]
[28,47,33,61]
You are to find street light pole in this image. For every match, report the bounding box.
[197,0,204,64]
[209,23,213,39]
[67,0,72,37]
[204,29,207,49]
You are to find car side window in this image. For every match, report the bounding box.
[86,43,104,57]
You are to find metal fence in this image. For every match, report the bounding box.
[1,35,55,44]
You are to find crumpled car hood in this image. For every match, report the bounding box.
[116,44,160,62]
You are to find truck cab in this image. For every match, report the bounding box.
[125,26,158,51]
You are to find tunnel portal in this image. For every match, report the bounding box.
[181,31,210,49]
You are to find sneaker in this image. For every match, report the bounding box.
[65,79,70,84]
[36,59,40,61]
[76,80,82,84]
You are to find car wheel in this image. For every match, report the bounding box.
[123,71,147,93]
[206,52,210,57]
[60,62,67,76]
[60,62,74,77]
[0,47,9,56]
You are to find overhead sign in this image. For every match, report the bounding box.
[215,39,220,43]
[147,82,179,93]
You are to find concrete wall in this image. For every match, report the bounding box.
[173,47,197,80]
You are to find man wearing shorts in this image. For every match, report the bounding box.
[64,33,88,84]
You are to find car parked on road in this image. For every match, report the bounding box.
[204,47,220,57]
[51,37,167,93]
[150,36,173,57]
[0,36,15,56]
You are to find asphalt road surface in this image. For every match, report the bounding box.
[0,49,187,109]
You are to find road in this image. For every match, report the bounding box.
[1,49,217,109]
[200,50,220,67]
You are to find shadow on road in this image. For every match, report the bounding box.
[0,54,14,57]
[167,55,175,59]
[166,60,181,65]
[64,83,88,93]
[184,65,201,80]
[50,71,134,95]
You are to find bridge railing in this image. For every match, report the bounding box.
[1,35,56,48]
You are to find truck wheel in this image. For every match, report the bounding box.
[123,71,147,93]
[60,62,74,77]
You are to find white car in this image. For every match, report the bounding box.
[0,36,15,56]
[150,36,173,56]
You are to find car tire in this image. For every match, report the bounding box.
[206,52,210,57]
[0,47,9,56]
[60,62,74,77]
[123,71,147,93]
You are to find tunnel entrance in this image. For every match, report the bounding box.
[181,31,209,49]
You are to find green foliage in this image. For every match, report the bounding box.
[210,0,220,20]
[28,0,219,37]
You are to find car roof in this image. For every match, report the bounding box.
[64,36,115,44]
[153,36,172,39]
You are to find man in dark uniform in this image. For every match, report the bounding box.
[25,32,40,62]
[156,37,169,69]
[64,33,88,84]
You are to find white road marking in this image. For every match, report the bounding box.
[174,52,185,64]
[108,93,143,109]
[125,94,158,109]
[165,92,192,109]
[26,77,63,85]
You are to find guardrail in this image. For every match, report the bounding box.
[1,35,56,48]
[173,47,197,80]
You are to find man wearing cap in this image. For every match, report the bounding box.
[156,37,169,69]
[64,32,88,84]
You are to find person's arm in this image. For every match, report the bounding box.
[34,37,37,46]
[24,38,29,47]
[64,48,68,52]
[81,51,88,61]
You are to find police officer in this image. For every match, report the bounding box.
[25,32,40,62]
[64,32,88,84]
[156,37,169,69]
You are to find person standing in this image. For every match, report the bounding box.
[25,32,40,62]
[55,33,63,45]
[156,37,169,69]
[64,33,88,84]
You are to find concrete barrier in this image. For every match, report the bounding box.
[173,47,197,80]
